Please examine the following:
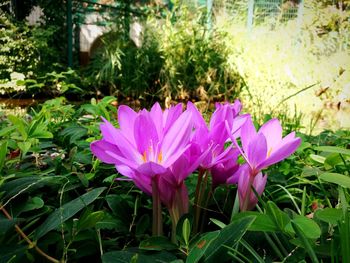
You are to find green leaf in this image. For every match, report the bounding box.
[266,201,291,231]
[203,216,256,263]
[291,221,319,263]
[315,146,350,156]
[309,154,325,164]
[15,196,44,216]
[324,153,344,169]
[186,231,219,263]
[232,211,278,232]
[17,141,31,156]
[315,208,343,225]
[8,115,28,140]
[181,218,191,246]
[209,218,226,229]
[0,126,16,137]
[319,173,350,188]
[77,211,105,231]
[139,236,178,251]
[285,216,321,239]
[0,141,7,171]
[34,187,106,239]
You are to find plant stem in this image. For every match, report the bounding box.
[152,175,163,236]
[193,169,206,234]
[0,205,60,263]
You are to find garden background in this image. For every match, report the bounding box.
[0,0,349,262]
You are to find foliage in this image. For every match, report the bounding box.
[85,24,163,100]
[0,13,38,80]
[0,99,349,262]
[86,3,243,102]
[156,4,242,101]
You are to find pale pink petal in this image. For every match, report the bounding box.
[258,137,301,170]
[162,111,192,162]
[164,103,183,134]
[150,102,164,139]
[90,140,122,164]
[240,117,257,155]
[258,118,282,150]
[134,112,159,156]
[246,133,267,170]
[118,105,138,144]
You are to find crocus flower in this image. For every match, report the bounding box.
[91,102,193,188]
[187,100,248,187]
[91,102,212,237]
[227,117,301,211]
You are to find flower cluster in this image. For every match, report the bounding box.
[91,100,301,234]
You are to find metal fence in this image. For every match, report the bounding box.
[213,0,303,28]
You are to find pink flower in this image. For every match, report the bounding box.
[227,117,301,211]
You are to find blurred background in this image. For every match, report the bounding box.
[0,0,349,134]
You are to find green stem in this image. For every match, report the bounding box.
[193,169,206,234]
[169,206,179,244]
[152,175,163,236]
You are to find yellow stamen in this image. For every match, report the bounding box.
[158,152,163,163]
[142,151,147,162]
[267,147,273,158]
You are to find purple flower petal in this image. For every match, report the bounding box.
[246,133,267,171]
[100,117,120,144]
[150,102,164,139]
[258,137,301,170]
[164,103,183,134]
[134,112,159,156]
[118,105,138,144]
[240,116,257,155]
[137,162,167,178]
[162,111,192,164]
[258,118,282,150]
[90,140,122,164]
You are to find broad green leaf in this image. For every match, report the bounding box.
[209,218,226,229]
[35,187,106,239]
[315,208,343,225]
[309,154,325,164]
[0,141,7,171]
[77,211,105,231]
[14,196,44,216]
[315,146,350,156]
[319,173,350,189]
[186,231,219,263]
[266,201,290,231]
[324,153,344,169]
[232,211,278,232]
[291,221,319,263]
[0,126,16,137]
[17,141,31,156]
[95,213,122,230]
[31,129,53,139]
[139,236,177,251]
[285,216,321,239]
[182,218,191,246]
[1,176,43,199]
[8,115,28,140]
[203,216,256,263]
